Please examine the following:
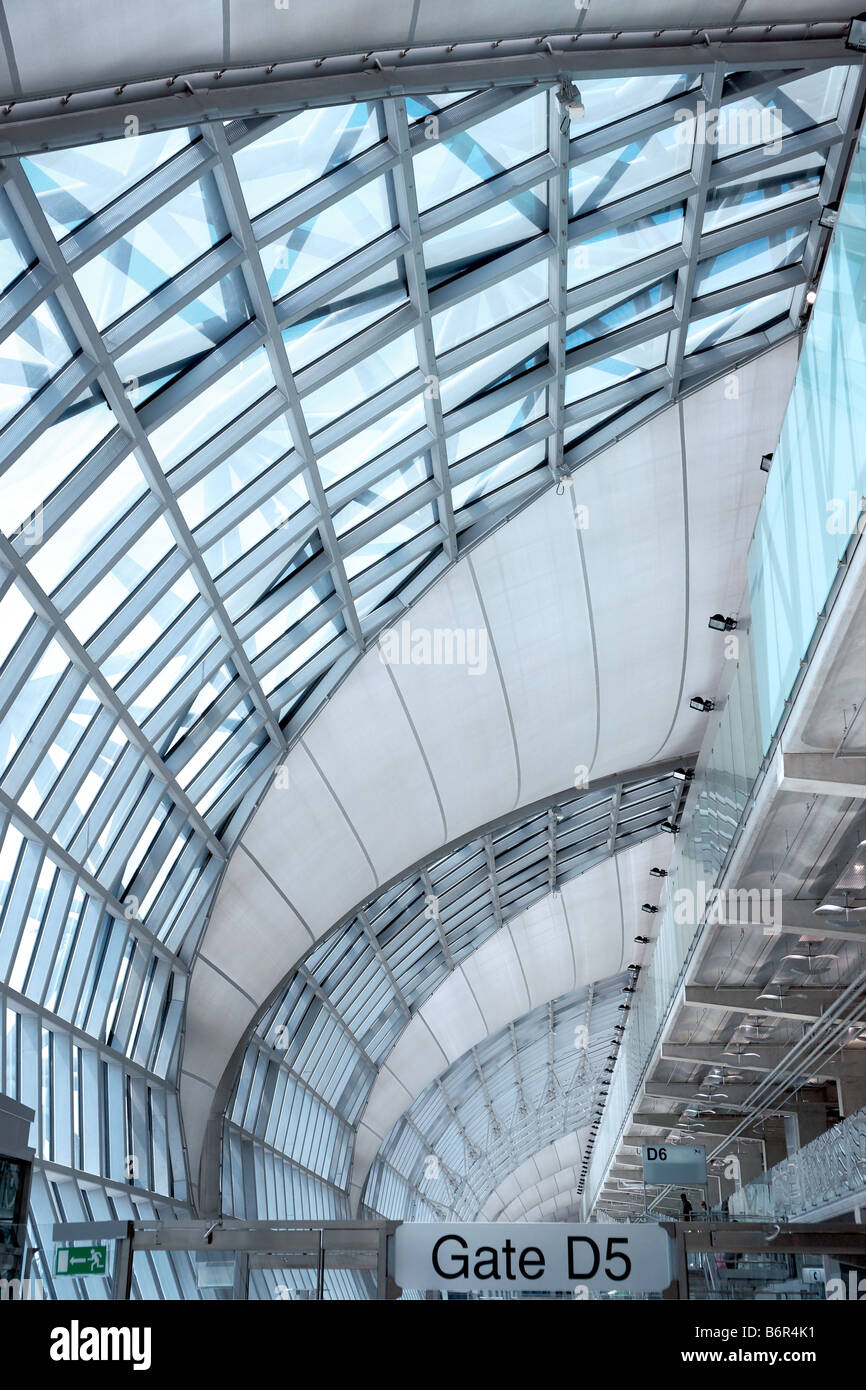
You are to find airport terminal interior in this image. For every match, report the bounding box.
[1,0,866,1306]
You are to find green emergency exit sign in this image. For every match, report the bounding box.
[54,1244,107,1276]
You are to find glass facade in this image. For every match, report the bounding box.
[750,133,866,746]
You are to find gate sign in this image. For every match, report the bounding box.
[393,1222,673,1292]
[642,1143,707,1185]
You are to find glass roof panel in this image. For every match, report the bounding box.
[332,456,430,537]
[114,269,253,407]
[569,73,696,134]
[566,274,676,346]
[0,296,76,427]
[149,345,276,469]
[0,193,32,291]
[569,125,693,218]
[261,174,396,299]
[283,262,409,371]
[423,196,546,278]
[714,68,847,162]
[414,92,548,213]
[0,388,115,531]
[21,128,192,238]
[233,103,384,218]
[703,154,826,234]
[565,334,669,404]
[693,225,808,298]
[685,289,794,354]
[568,204,686,288]
[432,259,548,354]
[301,329,419,435]
[72,175,230,330]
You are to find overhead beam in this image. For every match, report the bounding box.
[777,751,866,799]
[0,33,856,156]
[724,897,866,943]
[660,1042,849,1081]
[644,1080,833,1108]
[683,984,864,1024]
[626,1120,768,1141]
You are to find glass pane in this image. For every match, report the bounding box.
[22,128,192,238]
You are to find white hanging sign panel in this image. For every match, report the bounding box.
[393,1222,673,1292]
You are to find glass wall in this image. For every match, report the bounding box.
[749,133,866,747]
[585,133,866,1214]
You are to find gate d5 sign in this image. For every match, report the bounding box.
[393,1222,673,1292]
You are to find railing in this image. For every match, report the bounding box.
[729,1107,866,1221]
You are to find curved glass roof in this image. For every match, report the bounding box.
[220,768,683,1222]
[0,57,860,1275]
[362,978,623,1226]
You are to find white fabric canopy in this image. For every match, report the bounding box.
[480,1132,587,1221]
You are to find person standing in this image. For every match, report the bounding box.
[680,1192,693,1221]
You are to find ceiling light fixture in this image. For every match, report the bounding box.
[557,77,585,122]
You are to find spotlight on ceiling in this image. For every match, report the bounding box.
[708,613,737,632]
[642,903,659,914]
[760,452,773,473]
[557,77,585,121]
[634,935,650,944]
[672,767,694,782]
[661,819,679,834]
[689,697,715,712]
[846,12,866,49]
[650,866,668,878]
[805,288,818,305]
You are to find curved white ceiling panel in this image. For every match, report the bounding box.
[479,1132,585,1220]
[181,345,797,1200]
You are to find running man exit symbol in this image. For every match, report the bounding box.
[54,1244,107,1276]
